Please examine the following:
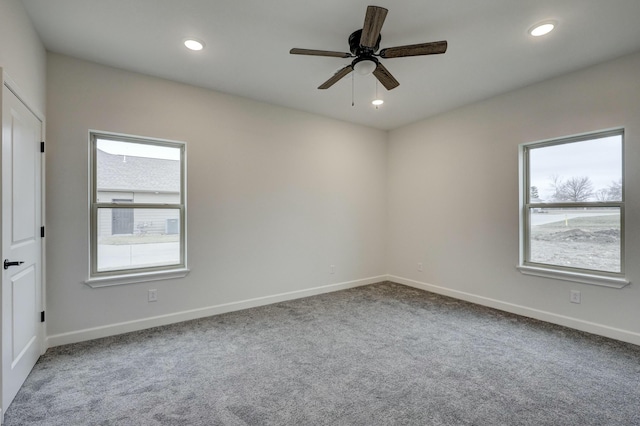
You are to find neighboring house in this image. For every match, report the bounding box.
[96,149,180,236]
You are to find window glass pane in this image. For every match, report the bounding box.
[528,207,620,273]
[96,139,181,204]
[529,136,622,203]
[97,208,181,272]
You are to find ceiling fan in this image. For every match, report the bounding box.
[290,5,447,91]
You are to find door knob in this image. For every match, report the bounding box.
[3,259,25,270]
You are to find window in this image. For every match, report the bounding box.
[519,129,628,287]
[88,132,187,286]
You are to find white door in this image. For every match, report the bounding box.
[1,83,43,416]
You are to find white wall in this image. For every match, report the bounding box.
[46,53,387,342]
[0,0,46,113]
[387,52,640,345]
[43,46,640,345]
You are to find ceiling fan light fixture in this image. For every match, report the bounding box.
[353,59,377,75]
[529,21,556,37]
[184,38,205,51]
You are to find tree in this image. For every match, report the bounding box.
[607,178,622,201]
[594,179,622,202]
[530,186,539,200]
[549,174,562,200]
[595,188,609,202]
[551,176,594,202]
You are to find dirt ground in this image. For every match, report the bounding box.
[529,215,620,273]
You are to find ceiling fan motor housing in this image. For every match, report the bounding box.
[349,29,381,56]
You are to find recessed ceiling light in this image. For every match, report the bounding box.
[184,39,205,51]
[529,22,556,37]
[372,99,384,106]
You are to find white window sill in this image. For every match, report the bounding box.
[85,268,190,288]
[517,265,630,289]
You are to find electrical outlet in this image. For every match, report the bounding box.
[148,289,158,302]
[330,265,335,274]
[570,290,581,304]
[417,262,423,272]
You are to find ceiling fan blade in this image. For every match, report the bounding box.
[318,65,353,89]
[360,6,388,48]
[290,48,352,58]
[372,62,399,90]
[379,40,448,58]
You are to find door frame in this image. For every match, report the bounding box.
[0,69,47,420]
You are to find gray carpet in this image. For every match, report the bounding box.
[5,282,640,425]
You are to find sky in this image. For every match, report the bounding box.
[97,139,180,160]
[529,135,622,201]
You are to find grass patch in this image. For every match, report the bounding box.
[537,214,618,230]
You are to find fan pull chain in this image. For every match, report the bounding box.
[351,72,355,107]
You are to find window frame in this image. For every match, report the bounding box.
[518,128,629,288]
[86,131,188,287]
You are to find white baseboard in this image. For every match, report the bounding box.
[47,275,640,348]
[46,276,386,348]
[389,275,640,346]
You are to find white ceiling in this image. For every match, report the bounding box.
[20,0,640,130]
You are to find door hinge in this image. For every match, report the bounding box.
[41,226,45,238]
[41,311,45,322]
[40,141,45,153]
